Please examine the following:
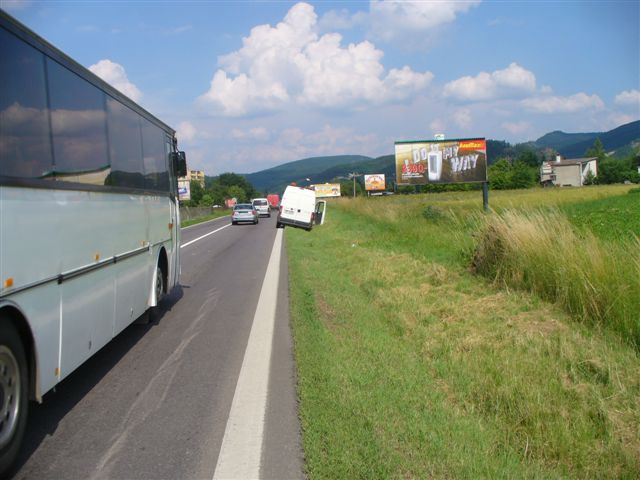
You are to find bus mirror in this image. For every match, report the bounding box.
[172,151,187,177]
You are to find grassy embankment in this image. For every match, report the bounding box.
[180,209,229,228]
[287,185,639,479]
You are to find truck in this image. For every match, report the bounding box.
[267,194,280,210]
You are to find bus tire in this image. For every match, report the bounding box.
[149,265,165,322]
[0,321,28,476]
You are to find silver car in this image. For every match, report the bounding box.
[231,203,259,225]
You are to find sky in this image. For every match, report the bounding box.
[2,0,639,175]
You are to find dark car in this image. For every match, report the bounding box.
[231,203,259,225]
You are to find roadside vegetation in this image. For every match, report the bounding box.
[287,185,639,478]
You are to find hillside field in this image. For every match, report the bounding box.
[286,185,639,479]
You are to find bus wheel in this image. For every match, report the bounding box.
[148,264,166,323]
[155,265,165,305]
[0,322,28,475]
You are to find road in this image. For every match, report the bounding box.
[10,214,304,480]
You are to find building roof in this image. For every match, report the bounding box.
[547,157,597,167]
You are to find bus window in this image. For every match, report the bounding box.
[0,28,53,178]
[106,97,144,189]
[47,57,109,184]
[141,118,169,192]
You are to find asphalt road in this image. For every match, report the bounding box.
[9,214,304,480]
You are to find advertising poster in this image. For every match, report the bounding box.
[364,174,386,191]
[312,183,341,198]
[395,138,487,185]
[178,179,191,201]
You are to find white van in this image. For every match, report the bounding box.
[277,186,317,231]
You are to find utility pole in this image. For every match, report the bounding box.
[349,172,360,198]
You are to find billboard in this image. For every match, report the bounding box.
[395,138,487,186]
[364,174,386,191]
[312,183,341,198]
[178,179,191,201]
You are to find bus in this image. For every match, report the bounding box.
[0,11,187,472]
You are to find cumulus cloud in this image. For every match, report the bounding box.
[453,108,473,129]
[231,126,270,141]
[369,0,481,42]
[502,121,531,135]
[444,63,537,101]
[522,93,604,113]
[177,121,197,142]
[88,59,142,102]
[198,2,433,116]
[614,89,640,108]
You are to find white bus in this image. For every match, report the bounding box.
[0,11,187,472]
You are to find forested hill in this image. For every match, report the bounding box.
[240,120,639,194]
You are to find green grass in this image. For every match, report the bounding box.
[560,191,640,241]
[180,210,228,228]
[287,186,640,479]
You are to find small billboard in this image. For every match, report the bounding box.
[178,179,191,201]
[312,183,341,198]
[364,174,386,191]
[395,138,487,186]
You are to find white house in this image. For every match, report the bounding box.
[540,156,598,187]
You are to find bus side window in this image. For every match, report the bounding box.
[106,97,144,189]
[47,57,109,184]
[0,27,53,179]
[141,118,169,192]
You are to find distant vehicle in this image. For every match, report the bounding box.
[0,11,187,474]
[277,186,317,231]
[251,198,271,217]
[267,194,280,210]
[231,203,259,225]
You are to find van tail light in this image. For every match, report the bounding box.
[279,205,283,214]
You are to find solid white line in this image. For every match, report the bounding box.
[180,223,231,248]
[213,229,283,480]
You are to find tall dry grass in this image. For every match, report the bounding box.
[472,209,640,349]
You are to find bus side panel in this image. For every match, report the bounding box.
[60,268,115,378]
[0,287,60,400]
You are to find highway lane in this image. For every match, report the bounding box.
[10,213,303,479]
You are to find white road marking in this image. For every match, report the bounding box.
[181,224,231,248]
[213,228,283,480]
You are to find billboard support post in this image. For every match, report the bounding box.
[482,182,489,211]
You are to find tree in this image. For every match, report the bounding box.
[226,185,246,202]
[189,180,204,206]
[585,138,606,161]
[488,158,513,190]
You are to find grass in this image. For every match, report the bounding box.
[287,185,640,479]
[180,210,229,227]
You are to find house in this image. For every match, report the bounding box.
[178,169,205,187]
[540,156,597,187]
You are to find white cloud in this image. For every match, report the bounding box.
[522,93,604,113]
[614,89,640,108]
[88,59,142,102]
[429,119,447,134]
[369,0,481,42]
[198,2,432,116]
[453,108,473,129]
[1,0,31,11]
[502,121,531,135]
[444,63,536,101]
[231,126,270,141]
[177,121,197,142]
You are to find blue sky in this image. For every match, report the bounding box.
[3,0,639,175]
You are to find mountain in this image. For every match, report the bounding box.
[534,120,639,158]
[244,154,373,193]
[240,121,639,194]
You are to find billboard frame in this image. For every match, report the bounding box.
[395,137,488,186]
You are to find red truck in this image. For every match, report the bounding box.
[267,194,280,210]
